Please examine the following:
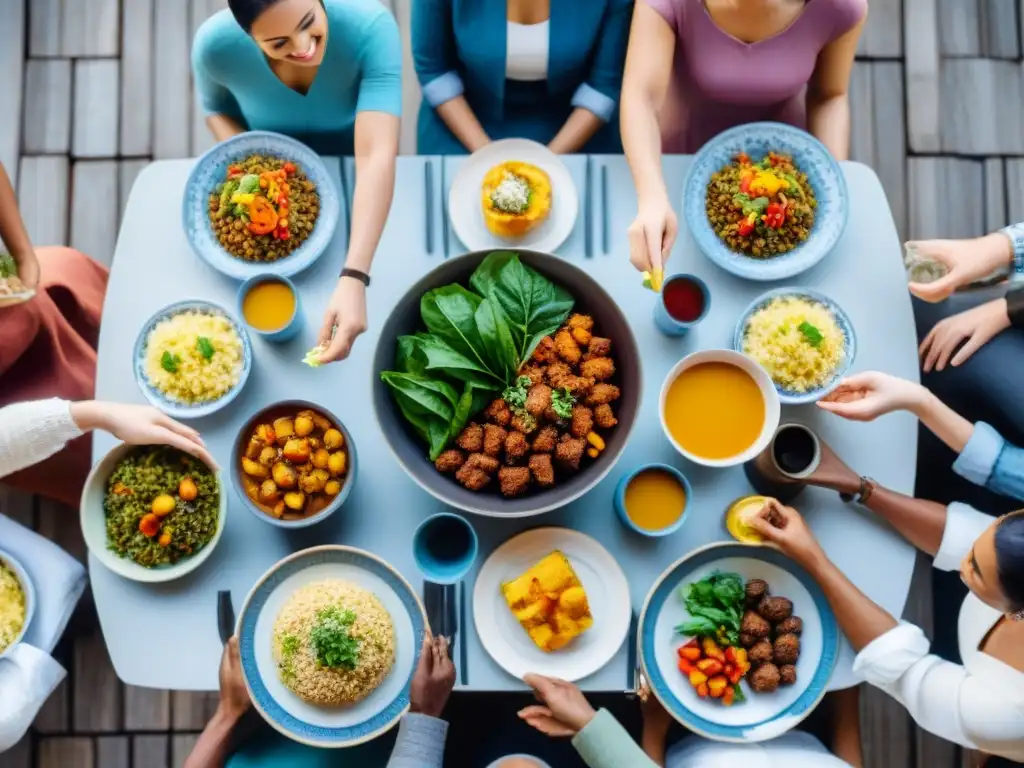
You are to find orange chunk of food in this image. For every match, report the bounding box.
[139,514,161,538]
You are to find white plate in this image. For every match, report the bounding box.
[449,139,579,254]
[473,527,630,682]
[0,290,35,308]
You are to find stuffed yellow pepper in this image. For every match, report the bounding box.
[502,550,593,652]
[481,161,552,238]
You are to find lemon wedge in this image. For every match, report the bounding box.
[642,268,664,293]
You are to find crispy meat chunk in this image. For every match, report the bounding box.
[580,356,615,382]
[525,384,553,417]
[465,452,499,474]
[586,383,621,406]
[570,405,594,438]
[434,449,465,474]
[484,398,512,427]
[773,634,801,665]
[483,424,508,458]
[749,639,774,665]
[505,431,530,463]
[739,633,758,649]
[745,578,769,607]
[593,404,617,429]
[741,610,771,639]
[758,596,793,623]
[555,434,586,471]
[587,336,612,358]
[750,663,781,693]
[567,313,594,332]
[499,466,532,497]
[531,336,558,364]
[510,412,538,435]
[775,616,803,636]
[779,665,797,686]
[519,365,546,387]
[532,426,559,453]
[455,422,484,452]
[554,329,582,365]
[545,362,572,385]
[528,454,555,487]
[456,453,498,491]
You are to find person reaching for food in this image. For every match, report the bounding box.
[193,0,403,364]
[748,496,1024,762]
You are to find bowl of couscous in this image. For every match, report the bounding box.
[0,550,35,658]
[133,299,253,420]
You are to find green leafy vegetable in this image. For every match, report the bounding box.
[218,180,239,209]
[237,174,261,195]
[196,337,215,361]
[380,371,461,461]
[674,571,745,647]
[780,173,804,198]
[160,351,181,374]
[551,389,575,421]
[0,253,17,279]
[502,376,533,411]
[309,606,361,670]
[798,321,824,348]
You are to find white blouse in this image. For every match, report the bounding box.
[506,21,549,82]
[853,503,1024,762]
[667,732,850,767]
[0,399,83,480]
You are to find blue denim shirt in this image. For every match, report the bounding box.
[1001,222,1024,283]
[952,421,1024,500]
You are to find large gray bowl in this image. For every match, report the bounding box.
[372,249,641,518]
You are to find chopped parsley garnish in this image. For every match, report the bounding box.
[196,336,215,361]
[278,633,301,683]
[551,388,575,420]
[798,321,824,348]
[502,376,534,411]
[309,606,360,671]
[160,351,181,374]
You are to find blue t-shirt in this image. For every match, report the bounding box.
[192,0,402,155]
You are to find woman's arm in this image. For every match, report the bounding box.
[0,162,39,288]
[204,114,246,143]
[806,15,865,160]
[572,710,659,768]
[191,28,247,145]
[183,707,242,768]
[549,109,607,155]
[0,400,84,480]
[910,388,975,454]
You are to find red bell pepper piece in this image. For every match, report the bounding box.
[678,658,696,675]
[696,682,710,698]
[696,658,724,677]
[736,214,756,237]
[722,686,735,706]
[762,202,785,229]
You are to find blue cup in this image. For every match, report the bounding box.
[614,463,691,537]
[653,274,711,337]
[236,274,303,343]
[412,513,479,584]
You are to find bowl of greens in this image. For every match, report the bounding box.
[372,249,641,518]
[0,253,33,308]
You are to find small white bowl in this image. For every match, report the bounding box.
[81,443,227,583]
[0,550,35,658]
[659,349,781,468]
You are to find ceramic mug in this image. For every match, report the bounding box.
[613,463,691,538]
[236,274,303,343]
[412,513,479,585]
[653,274,711,337]
[743,422,821,502]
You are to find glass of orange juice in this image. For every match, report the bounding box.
[237,275,302,342]
[614,463,691,537]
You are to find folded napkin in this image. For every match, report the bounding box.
[0,513,87,753]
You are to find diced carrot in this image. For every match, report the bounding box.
[708,676,729,698]
[722,687,735,706]
[688,669,708,687]
[727,667,744,685]
[733,648,748,667]
[725,647,738,664]
[696,658,724,676]
[702,637,725,661]
[678,659,695,675]
[696,682,709,698]
[158,531,172,548]
[679,646,702,662]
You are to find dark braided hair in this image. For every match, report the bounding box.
[228,0,325,33]
[995,510,1024,613]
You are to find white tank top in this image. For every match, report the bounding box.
[506,20,550,82]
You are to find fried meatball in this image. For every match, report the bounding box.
[455,422,483,452]
[464,452,500,474]
[505,431,530,463]
[563,375,595,397]
[434,449,465,474]
[750,663,781,693]
[532,426,559,453]
[484,398,512,427]
[773,633,801,665]
[741,610,771,639]
[749,638,774,665]
[510,412,538,435]
[554,329,582,365]
[775,616,803,636]
[531,336,558,364]
[543,405,564,424]
[567,313,594,332]
[758,596,793,623]
[483,424,508,458]
[555,434,587,471]
[570,405,594,438]
[580,357,615,382]
[739,632,758,649]
[456,453,497,490]
[499,466,531,497]
[519,365,547,388]
[545,361,572,386]
[587,336,612,358]
[525,384,553,417]
[586,383,621,405]
[529,453,555,487]
[779,664,797,686]
[593,403,617,429]
[745,578,769,607]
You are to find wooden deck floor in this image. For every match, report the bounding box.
[0,0,1021,765]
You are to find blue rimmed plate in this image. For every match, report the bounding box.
[133,299,253,420]
[236,546,428,749]
[733,287,856,405]
[0,549,35,659]
[639,542,839,743]
[182,131,340,280]
[684,122,848,281]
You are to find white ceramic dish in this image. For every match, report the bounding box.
[473,527,630,682]
[659,349,781,468]
[0,289,35,309]
[0,549,35,658]
[449,139,578,254]
[81,442,227,583]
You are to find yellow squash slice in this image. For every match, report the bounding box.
[501,551,593,652]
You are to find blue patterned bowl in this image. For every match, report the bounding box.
[0,549,35,659]
[182,131,340,280]
[133,299,253,420]
[733,287,857,405]
[237,546,429,749]
[684,122,849,281]
[639,542,839,743]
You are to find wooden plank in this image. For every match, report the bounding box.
[17,156,70,248]
[121,0,155,156]
[190,0,229,157]
[154,0,192,159]
[72,625,123,732]
[908,158,941,240]
[36,497,85,562]
[133,735,169,768]
[171,691,219,730]
[1006,159,1024,223]
[73,59,120,159]
[37,738,93,768]
[28,0,62,56]
[70,161,119,267]
[848,62,875,167]
[938,0,982,54]
[980,0,1019,57]
[32,678,70,734]
[940,60,1024,155]
[905,0,941,152]
[860,685,914,768]
[61,0,120,56]
[171,734,199,768]
[124,686,171,730]
[23,60,72,154]
[984,158,1007,233]
[872,62,908,241]
[119,160,149,222]
[0,0,25,189]
[858,0,902,56]
[0,734,31,768]
[0,485,35,529]
[95,736,130,768]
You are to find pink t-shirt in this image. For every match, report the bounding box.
[644,0,866,152]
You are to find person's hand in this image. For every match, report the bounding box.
[919,299,1010,372]
[750,500,824,568]
[804,439,860,495]
[317,276,368,364]
[72,401,218,470]
[14,250,40,292]
[409,631,455,718]
[628,195,678,275]
[217,637,251,721]
[818,371,928,422]
[519,674,597,737]
[639,682,672,738]
[906,234,1011,302]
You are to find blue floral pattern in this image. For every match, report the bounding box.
[684,123,849,282]
[132,300,253,420]
[182,131,340,280]
[733,287,857,405]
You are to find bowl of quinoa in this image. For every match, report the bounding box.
[0,550,34,658]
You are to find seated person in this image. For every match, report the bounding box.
[412,0,633,154]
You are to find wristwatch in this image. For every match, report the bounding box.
[1006,287,1024,330]
[340,268,371,287]
[840,476,877,505]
